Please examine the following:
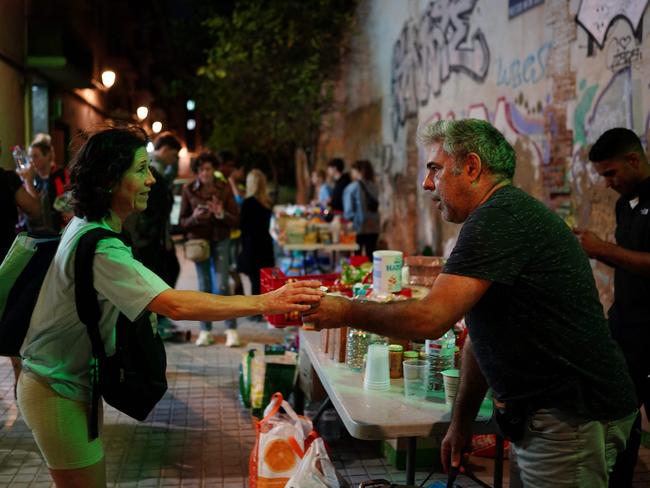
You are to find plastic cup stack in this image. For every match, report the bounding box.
[363,343,390,390]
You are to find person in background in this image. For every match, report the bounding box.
[17,126,323,488]
[180,151,241,347]
[327,157,351,213]
[17,134,69,236]
[305,119,637,487]
[237,169,275,310]
[126,131,182,337]
[310,169,332,207]
[218,149,246,205]
[343,159,380,257]
[218,149,245,295]
[123,131,183,339]
[1,145,41,260]
[151,131,181,187]
[1,141,42,398]
[574,127,650,487]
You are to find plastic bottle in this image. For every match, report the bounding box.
[331,216,341,244]
[12,146,29,171]
[424,329,456,392]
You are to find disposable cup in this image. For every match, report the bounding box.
[403,359,429,399]
[441,369,460,407]
[363,343,390,390]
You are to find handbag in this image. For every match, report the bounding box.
[75,227,168,439]
[184,238,210,262]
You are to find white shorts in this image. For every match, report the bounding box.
[17,372,104,470]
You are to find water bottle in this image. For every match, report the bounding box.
[425,329,456,392]
[11,146,30,171]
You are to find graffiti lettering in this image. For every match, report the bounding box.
[576,0,648,48]
[496,43,552,88]
[606,35,642,71]
[391,0,490,139]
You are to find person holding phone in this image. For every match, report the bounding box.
[180,151,241,346]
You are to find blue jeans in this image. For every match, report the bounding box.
[194,239,237,331]
[513,408,636,487]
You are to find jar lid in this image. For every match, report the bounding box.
[403,351,419,358]
[388,344,404,352]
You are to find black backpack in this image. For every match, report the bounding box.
[74,227,168,438]
[0,235,61,357]
[359,181,379,213]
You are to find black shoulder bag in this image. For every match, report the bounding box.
[75,227,168,438]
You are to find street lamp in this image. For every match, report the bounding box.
[101,70,116,88]
[152,121,162,133]
[136,106,149,120]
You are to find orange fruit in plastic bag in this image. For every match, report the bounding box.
[263,439,296,473]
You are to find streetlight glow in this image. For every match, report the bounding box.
[101,70,116,88]
[186,118,196,131]
[186,99,196,111]
[136,106,149,120]
[152,121,162,133]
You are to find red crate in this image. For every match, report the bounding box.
[260,267,340,327]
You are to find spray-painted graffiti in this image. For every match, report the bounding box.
[576,0,648,48]
[570,68,634,227]
[391,0,490,139]
[606,34,642,71]
[496,42,552,88]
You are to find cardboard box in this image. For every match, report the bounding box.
[298,351,326,402]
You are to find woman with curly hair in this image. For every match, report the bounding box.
[17,126,323,488]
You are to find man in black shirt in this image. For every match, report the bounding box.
[327,157,351,212]
[574,127,650,487]
[305,119,637,487]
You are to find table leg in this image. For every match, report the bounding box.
[493,433,504,488]
[311,397,332,425]
[293,383,305,415]
[406,436,416,485]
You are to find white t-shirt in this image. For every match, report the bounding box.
[21,216,170,402]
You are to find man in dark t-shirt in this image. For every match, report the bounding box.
[574,127,650,487]
[305,119,637,487]
[327,157,351,212]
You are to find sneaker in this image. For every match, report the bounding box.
[195,330,214,346]
[225,329,241,347]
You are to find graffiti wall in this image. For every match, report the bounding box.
[317,0,650,306]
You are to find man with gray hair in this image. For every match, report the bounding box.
[304,119,637,486]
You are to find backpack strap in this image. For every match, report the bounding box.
[74,226,123,439]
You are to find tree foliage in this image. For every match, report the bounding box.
[195,0,356,162]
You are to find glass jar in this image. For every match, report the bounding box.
[388,344,404,378]
[346,328,371,371]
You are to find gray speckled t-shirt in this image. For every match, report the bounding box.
[443,185,636,421]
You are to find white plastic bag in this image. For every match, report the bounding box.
[249,392,316,488]
[285,437,340,488]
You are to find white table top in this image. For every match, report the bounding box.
[300,329,495,440]
[282,243,359,252]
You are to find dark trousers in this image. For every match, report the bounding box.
[609,324,650,487]
[356,233,378,258]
